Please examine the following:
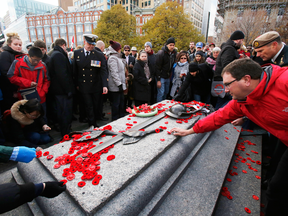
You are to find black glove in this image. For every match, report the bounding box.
[41,181,66,198]
[67,92,73,99]
[173,94,181,101]
[118,85,123,92]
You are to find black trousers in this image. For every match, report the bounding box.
[266,146,288,215]
[110,91,125,121]
[55,95,73,137]
[82,91,102,127]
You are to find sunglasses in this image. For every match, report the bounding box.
[180,57,187,59]
[124,50,130,51]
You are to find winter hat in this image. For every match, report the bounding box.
[196,42,203,48]
[230,30,245,40]
[145,42,152,48]
[189,62,199,72]
[166,37,175,45]
[195,51,204,57]
[109,40,121,52]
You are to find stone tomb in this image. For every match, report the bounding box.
[17,100,241,215]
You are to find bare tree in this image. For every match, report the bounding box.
[221,10,273,45]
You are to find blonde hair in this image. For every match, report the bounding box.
[6,32,21,45]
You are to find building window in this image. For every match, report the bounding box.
[60,26,66,33]
[85,24,91,32]
[126,0,128,4]
[30,29,35,36]
[126,6,128,11]
[278,5,285,16]
[68,26,73,33]
[37,28,43,35]
[266,5,271,15]
[77,25,82,33]
[237,7,244,17]
[45,28,50,34]
[145,1,147,6]
[52,27,58,34]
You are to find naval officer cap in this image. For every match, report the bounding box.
[83,34,98,45]
[253,31,280,49]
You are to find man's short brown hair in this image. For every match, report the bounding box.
[54,38,66,47]
[33,40,46,49]
[222,58,262,80]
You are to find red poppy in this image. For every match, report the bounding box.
[139,129,145,131]
[225,137,229,140]
[60,179,68,185]
[107,155,115,161]
[167,131,171,134]
[246,153,250,156]
[252,195,259,201]
[233,172,238,175]
[155,128,160,133]
[260,203,265,208]
[36,151,42,158]
[244,207,251,214]
[127,118,131,120]
[256,161,261,165]
[43,151,49,156]
[226,178,232,182]
[133,121,137,124]
[242,170,247,174]
[233,166,237,169]
[228,195,233,200]
[224,130,228,133]
[160,139,165,141]
[54,164,61,169]
[246,163,251,166]
[46,155,53,160]
[78,181,86,187]
[165,121,168,124]
[67,173,75,181]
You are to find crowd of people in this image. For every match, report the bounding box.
[0,29,287,214]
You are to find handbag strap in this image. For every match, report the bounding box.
[36,69,40,84]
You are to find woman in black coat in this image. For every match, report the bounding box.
[133,50,154,106]
[0,32,25,113]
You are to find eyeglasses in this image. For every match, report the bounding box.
[124,50,130,51]
[180,57,187,60]
[224,79,237,88]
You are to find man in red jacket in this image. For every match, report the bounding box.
[7,46,50,104]
[171,58,288,215]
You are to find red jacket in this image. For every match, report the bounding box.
[193,64,288,146]
[7,55,50,103]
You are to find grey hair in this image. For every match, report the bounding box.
[213,47,221,52]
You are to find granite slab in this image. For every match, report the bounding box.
[213,135,262,216]
[152,123,241,216]
[17,100,208,215]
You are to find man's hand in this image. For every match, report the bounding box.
[129,63,133,68]
[170,127,195,136]
[157,81,161,89]
[148,78,152,83]
[31,82,37,87]
[42,124,51,131]
[231,117,245,126]
[103,87,108,94]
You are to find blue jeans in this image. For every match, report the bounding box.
[25,132,51,145]
[194,94,211,104]
[157,78,170,102]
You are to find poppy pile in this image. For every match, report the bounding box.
[36,125,117,187]
[221,129,263,214]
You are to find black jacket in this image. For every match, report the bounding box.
[155,46,177,80]
[0,46,25,100]
[3,112,46,148]
[147,50,156,67]
[133,60,154,102]
[49,46,75,95]
[274,44,288,66]
[42,53,50,69]
[214,39,240,79]
[0,182,36,214]
[73,48,108,93]
[178,63,213,96]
